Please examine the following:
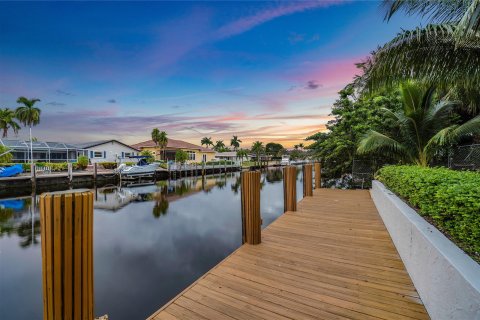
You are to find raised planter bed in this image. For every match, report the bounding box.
[371,180,480,320]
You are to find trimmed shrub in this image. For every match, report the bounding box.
[376,165,480,259]
[76,156,88,170]
[99,162,118,169]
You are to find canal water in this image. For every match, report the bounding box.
[0,167,303,320]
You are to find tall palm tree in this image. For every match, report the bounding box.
[151,128,160,160]
[158,131,168,161]
[0,108,20,138]
[298,143,304,150]
[230,135,242,151]
[358,0,480,113]
[357,82,480,166]
[251,141,265,167]
[201,137,213,148]
[214,140,226,152]
[15,97,41,164]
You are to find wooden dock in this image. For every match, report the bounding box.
[148,188,430,320]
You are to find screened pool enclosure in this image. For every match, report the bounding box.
[0,139,88,163]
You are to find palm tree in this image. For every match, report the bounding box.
[298,143,304,150]
[236,149,248,164]
[357,82,480,166]
[293,144,299,150]
[151,128,160,160]
[15,97,41,165]
[0,108,20,138]
[251,141,265,167]
[201,137,213,148]
[214,140,226,152]
[158,131,168,161]
[230,135,242,151]
[359,0,480,112]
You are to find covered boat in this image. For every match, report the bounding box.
[116,156,159,178]
[0,164,23,177]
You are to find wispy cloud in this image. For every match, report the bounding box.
[213,1,341,40]
[56,89,75,96]
[107,99,116,103]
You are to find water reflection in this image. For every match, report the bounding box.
[0,168,303,320]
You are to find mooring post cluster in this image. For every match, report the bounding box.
[240,162,321,245]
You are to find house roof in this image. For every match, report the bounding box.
[0,139,83,150]
[75,139,139,151]
[131,138,215,153]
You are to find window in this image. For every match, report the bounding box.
[187,151,195,161]
[93,151,103,158]
[202,154,207,162]
[124,152,132,157]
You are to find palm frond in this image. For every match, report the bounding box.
[455,0,480,37]
[357,130,412,161]
[363,24,480,90]
[451,115,480,139]
[383,0,471,24]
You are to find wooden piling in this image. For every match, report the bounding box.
[283,166,297,212]
[241,171,261,245]
[93,163,98,182]
[303,164,313,197]
[314,162,321,189]
[67,163,73,183]
[31,163,37,189]
[40,191,94,320]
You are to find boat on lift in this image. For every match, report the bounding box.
[116,156,159,178]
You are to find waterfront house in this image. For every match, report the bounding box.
[214,151,250,163]
[75,140,140,164]
[0,138,87,163]
[131,138,215,163]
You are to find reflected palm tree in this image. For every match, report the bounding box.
[265,169,283,183]
[231,176,241,194]
[152,186,169,218]
[16,218,40,248]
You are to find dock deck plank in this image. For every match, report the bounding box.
[149,189,430,320]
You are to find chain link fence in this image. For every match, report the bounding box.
[449,144,480,171]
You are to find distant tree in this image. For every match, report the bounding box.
[0,145,13,163]
[140,150,154,163]
[293,145,299,150]
[158,131,168,160]
[0,108,20,138]
[151,128,160,157]
[251,141,265,166]
[230,135,242,151]
[298,143,304,150]
[16,97,41,165]
[265,142,284,158]
[236,149,249,164]
[214,140,227,152]
[201,137,213,148]
[175,150,188,164]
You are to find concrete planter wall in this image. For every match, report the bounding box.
[371,181,480,320]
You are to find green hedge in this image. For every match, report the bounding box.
[0,162,85,172]
[99,162,117,169]
[376,165,480,259]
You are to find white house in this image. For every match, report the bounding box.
[76,140,140,164]
[214,151,250,162]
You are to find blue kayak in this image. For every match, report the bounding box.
[0,164,24,177]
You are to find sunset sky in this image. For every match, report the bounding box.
[0,1,420,147]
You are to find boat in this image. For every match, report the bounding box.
[116,156,159,178]
[0,164,24,178]
[280,155,290,166]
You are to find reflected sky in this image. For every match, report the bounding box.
[0,168,303,320]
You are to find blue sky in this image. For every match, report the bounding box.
[0,1,421,147]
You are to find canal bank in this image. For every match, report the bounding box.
[0,165,245,197]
